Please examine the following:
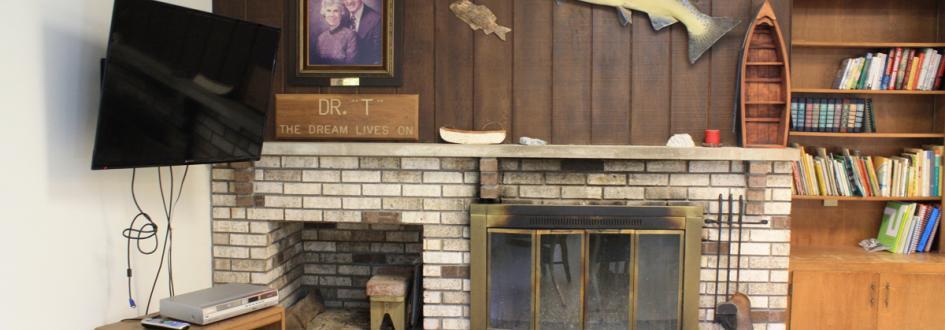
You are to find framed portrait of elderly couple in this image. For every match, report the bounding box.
[287,0,402,86]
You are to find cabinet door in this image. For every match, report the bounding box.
[790,271,879,330]
[877,273,945,330]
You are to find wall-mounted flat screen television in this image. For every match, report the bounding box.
[91,0,280,170]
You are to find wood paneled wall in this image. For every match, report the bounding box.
[214,0,791,145]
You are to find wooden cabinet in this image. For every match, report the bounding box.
[790,271,878,330]
[877,273,945,330]
[790,247,945,329]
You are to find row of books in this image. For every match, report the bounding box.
[831,48,945,91]
[792,145,943,197]
[877,202,940,254]
[790,97,874,132]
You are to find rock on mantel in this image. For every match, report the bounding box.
[262,142,800,161]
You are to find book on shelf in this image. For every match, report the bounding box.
[791,144,943,198]
[830,47,945,91]
[877,202,941,254]
[789,97,873,133]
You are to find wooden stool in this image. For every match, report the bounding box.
[366,274,408,330]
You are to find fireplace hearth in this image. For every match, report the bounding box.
[470,204,703,330]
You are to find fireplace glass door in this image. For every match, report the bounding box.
[486,230,683,330]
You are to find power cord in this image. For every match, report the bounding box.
[123,165,189,315]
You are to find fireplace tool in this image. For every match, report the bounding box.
[709,194,766,330]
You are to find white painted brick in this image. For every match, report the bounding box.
[213,246,249,258]
[561,186,602,199]
[212,182,228,193]
[282,156,318,168]
[464,172,479,184]
[764,202,791,215]
[424,239,443,251]
[690,160,730,173]
[424,172,464,183]
[424,225,463,238]
[254,170,264,180]
[383,198,423,210]
[711,174,746,187]
[442,185,477,197]
[647,160,687,172]
[212,195,236,206]
[323,184,361,195]
[748,296,769,308]
[603,187,645,199]
[733,270,770,282]
[424,305,463,318]
[442,239,469,251]
[324,210,361,222]
[319,156,359,169]
[424,291,442,304]
[403,158,440,169]
[771,243,790,256]
[302,170,341,182]
[749,256,790,269]
[748,283,788,295]
[424,318,441,329]
[521,159,561,171]
[281,183,319,195]
[770,296,788,309]
[303,197,341,209]
[731,161,746,173]
[545,173,586,185]
[442,158,478,170]
[249,221,277,234]
[212,169,234,180]
[626,173,668,186]
[737,242,771,256]
[342,170,381,183]
[425,199,467,211]
[403,211,441,224]
[254,182,284,194]
[247,208,283,220]
[231,208,246,219]
[214,271,250,284]
[383,171,423,183]
[766,175,793,188]
[503,172,542,184]
[773,161,792,174]
[404,184,441,197]
[423,265,442,277]
[520,186,561,198]
[212,208,231,219]
[304,241,336,252]
[255,156,281,168]
[441,318,470,329]
[770,270,789,282]
[264,196,301,208]
[771,188,792,201]
[441,212,470,225]
[603,160,645,172]
[359,157,400,169]
[688,187,730,200]
[424,279,464,291]
[670,174,710,186]
[361,184,401,196]
[423,252,464,264]
[285,209,323,221]
[229,234,269,246]
[342,197,381,209]
[588,173,628,185]
[212,220,249,233]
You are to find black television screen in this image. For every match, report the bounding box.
[91,0,279,170]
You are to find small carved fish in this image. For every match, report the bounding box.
[557,0,740,63]
[449,0,512,41]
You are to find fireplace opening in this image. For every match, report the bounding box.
[471,204,703,330]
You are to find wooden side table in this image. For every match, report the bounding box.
[96,306,284,330]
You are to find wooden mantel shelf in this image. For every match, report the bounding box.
[262,142,800,161]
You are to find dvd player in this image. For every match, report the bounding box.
[159,284,278,325]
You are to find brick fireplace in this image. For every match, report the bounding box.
[209,143,796,329]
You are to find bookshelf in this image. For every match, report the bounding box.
[789,0,945,327]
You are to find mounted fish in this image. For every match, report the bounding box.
[449,0,512,41]
[555,0,740,63]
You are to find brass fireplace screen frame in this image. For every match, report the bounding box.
[470,204,704,330]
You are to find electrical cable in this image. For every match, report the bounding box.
[142,165,189,314]
[123,168,159,309]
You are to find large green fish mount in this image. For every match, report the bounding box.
[557,0,741,64]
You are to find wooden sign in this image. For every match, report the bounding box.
[275,94,419,141]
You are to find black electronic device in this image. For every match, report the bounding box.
[91,0,280,170]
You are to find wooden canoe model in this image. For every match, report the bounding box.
[739,0,790,148]
[439,127,506,144]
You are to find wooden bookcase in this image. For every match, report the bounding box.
[788,0,945,328]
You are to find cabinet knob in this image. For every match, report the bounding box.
[869,283,876,307]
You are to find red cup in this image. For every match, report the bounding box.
[704,129,721,145]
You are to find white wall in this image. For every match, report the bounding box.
[0,0,213,328]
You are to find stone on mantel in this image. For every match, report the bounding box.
[262,142,799,161]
